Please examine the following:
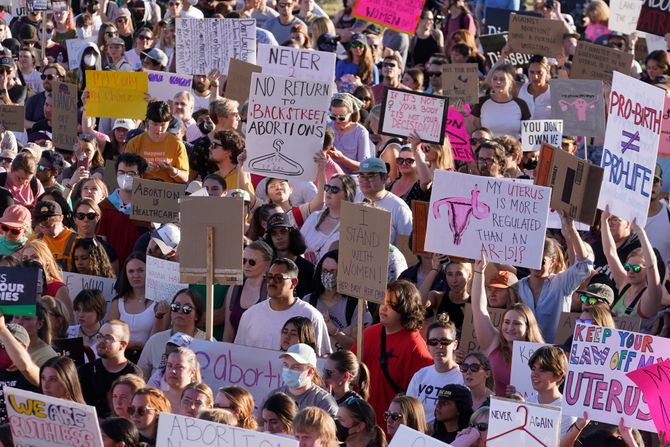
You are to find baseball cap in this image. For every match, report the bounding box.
[0,55,14,70]
[266,212,292,230]
[33,200,62,219]
[151,223,181,255]
[351,33,366,45]
[0,148,16,160]
[280,343,317,368]
[576,283,615,306]
[488,270,518,289]
[655,163,663,180]
[7,323,30,347]
[167,331,193,347]
[113,119,135,131]
[357,157,388,174]
[0,204,30,228]
[316,33,340,53]
[437,384,473,406]
[20,142,43,160]
[141,48,168,68]
[561,136,576,144]
[363,24,382,35]
[115,7,131,20]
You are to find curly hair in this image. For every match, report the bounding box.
[71,237,116,278]
[386,280,425,331]
[213,130,245,164]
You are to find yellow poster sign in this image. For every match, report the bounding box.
[87,71,148,120]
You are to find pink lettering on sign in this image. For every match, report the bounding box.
[352,0,426,34]
[446,106,473,162]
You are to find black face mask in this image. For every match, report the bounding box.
[198,120,214,135]
[132,10,145,21]
[335,421,350,442]
[524,158,538,170]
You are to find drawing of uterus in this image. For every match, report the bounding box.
[432,186,490,245]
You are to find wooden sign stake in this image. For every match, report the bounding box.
[205,226,214,340]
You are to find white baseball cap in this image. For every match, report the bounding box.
[279,343,317,368]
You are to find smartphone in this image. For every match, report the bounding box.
[81,156,90,170]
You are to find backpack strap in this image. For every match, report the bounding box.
[345,297,358,327]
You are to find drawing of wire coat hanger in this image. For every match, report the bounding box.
[249,138,304,176]
[487,405,549,447]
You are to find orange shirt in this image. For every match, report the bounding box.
[126,132,189,183]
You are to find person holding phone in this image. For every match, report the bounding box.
[61,134,105,195]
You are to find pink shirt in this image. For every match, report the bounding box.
[6,175,44,209]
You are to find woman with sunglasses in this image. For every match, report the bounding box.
[323,349,370,404]
[353,85,374,122]
[0,204,31,255]
[327,93,372,174]
[130,387,171,446]
[450,406,489,447]
[335,33,378,89]
[410,10,444,69]
[40,356,86,403]
[97,23,119,56]
[386,146,417,201]
[109,373,147,419]
[72,198,117,268]
[336,396,387,446]
[114,10,135,50]
[385,395,428,441]
[460,352,494,409]
[164,346,201,411]
[39,17,67,66]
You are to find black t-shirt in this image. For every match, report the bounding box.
[294,255,316,299]
[0,368,39,423]
[78,358,143,418]
[189,136,217,181]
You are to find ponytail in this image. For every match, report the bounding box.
[355,361,370,401]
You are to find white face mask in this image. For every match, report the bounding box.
[117,174,134,191]
[83,54,97,67]
[76,27,91,39]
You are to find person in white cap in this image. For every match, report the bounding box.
[147,223,180,261]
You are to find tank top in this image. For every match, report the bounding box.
[118,298,157,345]
[611,284,646,318]
[229,279,268,331]
[490,346,510,397]
[412,34,440,67]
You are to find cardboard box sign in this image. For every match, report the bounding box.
[535,144,604,226]
[130,177,185,224]
[0,267,41,316]
[411,201,428,255]
[0,105,26,132]
[507,14,565,58]
[442,63,479,104]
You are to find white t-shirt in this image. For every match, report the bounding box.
[406,365,464,424]
[136,328,209,379]
[517,82,552,121]
[355,190,413,244]
[193,93,210,112]
[124,49,142,71]
[526,394,576,440]
[645,200,670,263]
[300,210,340,264]
[234,298,332,355]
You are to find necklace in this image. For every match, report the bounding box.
[80,322,101,341]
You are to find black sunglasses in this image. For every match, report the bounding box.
[383,411,402,422]
[41,74,58,80]
[243,258,257,267]
[460,362,482,373]
[170,303,193,314]
[75,212,97,221]
[323,184,342,194]
[1,224,21,235]
[472,422,488,431]
[427,338,455,347]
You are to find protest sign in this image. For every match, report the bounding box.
[0,105,25,132]
[479,32,532,68]
[66,39,89,71]
[550,79,606,137]
[447,105,473,162]
[130,177,185,224]
[0,267,40,316]
[62,271,117,305]
[627,359,670,435]
[52,337,85,367]
[146,70,192,102]
[507,14,565,58]
[554,312,641,345]
[610,0,644,35]
[598,72,664,227]
[245,73,331,181]
[352,0,425,34]
[535,144,604,226]
[637,0,670,36]
[87,71,148,120]
[389,425,452,447]
[521,120,563,152]
[662,97,670,154]
[426,171,551,269]
[570,41,634,82]
[546,210,590,231]
[145,255,187,302]
[511,341,550,398]
[379,88,448,144]
[175,18,256,75]
[102,160,117,193]
[488,397,561,447]
[0,0,27,16]
[179,197,244,285]
[563,322,670,432]
[442,63,479,104]
[52,82,79,151]
[224,58,262,104]
[483,8,541,34]
[257,44,336,82]
[337,201,391,304]
[5,385,103,447]
[411,201,428,255]
[461,303,507,352]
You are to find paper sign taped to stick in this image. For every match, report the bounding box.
[507,14,565,58]
[511,341,550,399]
[598,72,664,227]
[5,385,103,447]
[627,359,670,435]
[442,63,479,104]
[447,105,473,162]
[224,59,262,104]
[488,396,561,447]
[550,79,606,137]
[87,71,148,120]
[570,41,634,82]
[426,171,551,269]
[62,271,117,305]
[379,88,448,144]
[610,0,643,34]
[554,312,641,346]
[637,0,670,36]
[535,144,604,226]
[521,120,563,152]
[245,72,331,181]
[0,105,25,132]
[130,177,185,224]
[352,0,425,34]
[257,44,336,82]
[460,303,507,352]
[0,267,40,316]
[479,32,533,68]
[389,425,453,447]
[175,18,256,75]
[146,70,192,102]
[337,201,391,304]
[52,82,79,151]
[146,255,187,302]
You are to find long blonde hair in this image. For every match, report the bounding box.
[22,239,62,282]
[498,303,544,363]
[311,17,336,49]
[427,139,455,171]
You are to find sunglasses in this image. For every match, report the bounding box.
[0,157,12,163]
[170,303,194,314]
[426,338,455,347]
[382,62,397,68]
[624,263,643,273]
[580,294,605,305]
[350,42,365,48]
[1,224,21,235]
[576,318,593,325]
[137,35,153,41]
[428,71,442,77]
[356,96,372,102]
[37,164,47,171]
[323,184,342,194]
[40,74,58,80]
[471,422,488,432]
[396,157,415,166]
[127,406,155,416]
[75,212,97,221]
[383,411,402,422]
[265,273,292,283]
[329,114,350,122]
[105,31,119,36]
[243,258,257,267]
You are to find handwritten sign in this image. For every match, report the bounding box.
[598,72,664,227]
[488,397,560,447]
[352,0,425,34]
[426,171,550,269]
[145,255,187,302]
[245,72,331,181]
[337,201,391,304]
[610,0,644,35]
[447,105,473,162]
[87,71,148,120]
[0,105,25,132]
[554,312,641,345]
[65,39,89,70]
[511,341,550,398]
[0,267,40,316]
[224,58,262,104]
[661,96,670,155]
[379,88,448,144]
[627,359,670,435]
[52,82,79,151]
[175,18,256,75]
[571,41,634,82]
[637,0,670,36]
[130,177,185,224]
[256,44,336,82]
[0,0,27,17]
[479,32,532,68]
[460,303,507,352]
[146,70,192,102]
[5,385,103,447]
[507,14,565,58]
[550,79,605,137]
[563,322,670,432]
[62,271,117,305]
[442,63,479,104]
[389,425,453,447]
[520,120,562,152]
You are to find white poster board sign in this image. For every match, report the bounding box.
[147,70,193,102]
[598,71,664,226]
[256,44,336,82]
[62,271,117,305]
[5,385,104,447]
[510,341,549,398]
[379,88,448,144]
[609,0,644,34]
[245,72,331,181]
[389,424,453,447]
[487,397,560,447]
[145,255,187,302]
[425,171,551,269]
[521,120,563,152]
[65,38,91,70]
[175,18,256,75]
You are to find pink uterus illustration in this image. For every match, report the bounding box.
[433,186,490,245]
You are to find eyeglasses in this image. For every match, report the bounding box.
[477,157,496,165]
[137,35,153,41]
[75,212,97,221]
[329,114,350,122]
[350,42,365,48]
[383,411,403,422]
[95,333,118,343]
[460,362,483,373]
[105,31,119,36]
[127,406,155,416]
[428,71,442,77]
[471,422,488,432]
[210,141,225,150]
[0,157,12,163]
[624,263,643,273]
[170,303,194,314]
[1,225,21,235]
[382,62,397,68]
[576,318,593,325]
[395,157,415,166]
[116,169,138,177]
[265,273,292,283]
[427,338,455,347]
[323,184,342,194]
[243,258,257,267]
[40,74,58,80]
[580,294,606,305]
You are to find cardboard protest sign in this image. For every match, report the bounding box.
[411,201,429,255]
[65,39,89,70]
[460,303,507,352]
[535,144,604,226]
[520,120,563,152]
[175,18,256,75]
[550,79,606,137]
[426,171,551,269]
[5,386,103,446]
[52,337,85,367]
[224,58,262,104]
[511,341,550,398]
[52,82,79,151]
[610,0,644,34]
[179,197,244,285]
[598,72,664,227]
[352,0,425,34]
[662,97,670,154]
[488,397,561,447]
[570,41,634,82]
[0,0,27,17]
[637,0,670,36]
[507,14,565,58]
[145,255,187,302]
[563,322,670,431]
[479,32,532,68]
[62,272,117,305]
[0,267,40,316]
[442,63,479,104]
[627,360,670,435]
[257,44,336,82]
[483,8,541,35]
[554,312,641,345]
[447,106,473,162]
[130,177,185,224]
[379,88,448,144]
[87,71,148,120]
[0,105,26,132]
[337,201,391,304]
[389,425,450,447]
[146,70,192,102]
[245,73,331,181]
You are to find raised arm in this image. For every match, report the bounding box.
[471,255,500,354]
[561,212,589,262]
[409,131,434,191]
[0,313,39,386]
[600,206,628,288]
[307,152,326,213]
[633,220,662,318]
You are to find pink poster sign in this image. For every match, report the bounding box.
[627,359,670,436]
[446,105,473,162]
[352,0,426,35]
[660,96,670,155]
